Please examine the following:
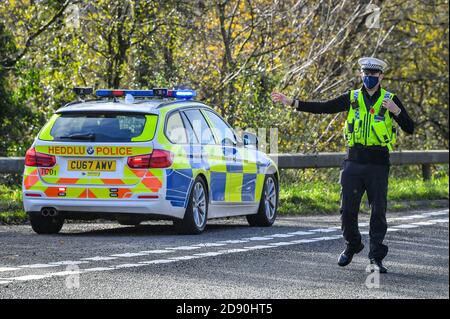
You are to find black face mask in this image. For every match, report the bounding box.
[363,75,379,89]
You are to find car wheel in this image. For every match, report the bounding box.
[246,174,278,227]
[174,176,208,234]
[29,214,64,234]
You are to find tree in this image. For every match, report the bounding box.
[0,0,447,156]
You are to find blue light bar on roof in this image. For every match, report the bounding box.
[95,88,196,100]
[172,90,197,99]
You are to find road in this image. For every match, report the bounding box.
[0,208,448,299]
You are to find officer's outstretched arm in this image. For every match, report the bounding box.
[272,92,350,114]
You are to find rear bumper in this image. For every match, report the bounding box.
[23,197,185,219]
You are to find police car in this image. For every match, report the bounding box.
[23,88,279,234]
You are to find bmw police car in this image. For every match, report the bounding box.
[23,88,279,234]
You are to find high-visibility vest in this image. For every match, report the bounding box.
[344,88,397,151]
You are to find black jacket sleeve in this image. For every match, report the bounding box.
[390,95,414,134]
[292,92,350,114]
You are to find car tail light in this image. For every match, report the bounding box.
[149,150,173,168]
[127,150,173,169]
[25,148,56,167]
[127,154,152,169]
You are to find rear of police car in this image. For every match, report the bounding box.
[22,89,190,234]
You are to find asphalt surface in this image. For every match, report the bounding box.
[0,208,448,299]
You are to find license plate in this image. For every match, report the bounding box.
[67,160,116,172]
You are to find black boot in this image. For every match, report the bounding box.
[369,259,388,273]
[338,243,364,267]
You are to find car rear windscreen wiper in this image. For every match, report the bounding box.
[58,133,96,141]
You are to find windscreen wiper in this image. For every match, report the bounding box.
[58,133,96,141]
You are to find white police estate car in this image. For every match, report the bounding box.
[23,88,279,234]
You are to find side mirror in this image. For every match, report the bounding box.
[243,132,258,149]
[221,137,237,155]
[221,137,236,147]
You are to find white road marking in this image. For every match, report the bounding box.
[49,260,89,266]
[82,267,114,273]
[265,233,295,238]
[389,216,420,221]
[287,231,314,235]
[139,250,171,254]
[194,252,225,257]
[388,211,448,222]
[166,246,202,251]
[114,263,146,269]
[47,270,83,277]
[361,231,370,235]
[245,237,274,241]
[194,243,227,248]
[403,214,426,219]
[169,256,201,261]
[0,267,21,272]
[110,252,149,258]
[310,228,337,233]
[3,274,48,281]
[358,223,370,227]
[387,228,402,232]
[19,263,61,269]
[421,210,449,217]
[411,221,436,226]
[433,219,449,223]
[220,248,250,254]
[139,259,175,265]
[0,281,12,285]
[291,239,322,244]
[244,245,273,250]
[268,242,297,247]
[392,224,420,229]
[317,235,342,240]
[81,256,118,261]
[219,239,249,244]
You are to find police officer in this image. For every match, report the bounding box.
[271,57,414,273]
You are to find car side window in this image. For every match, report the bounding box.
[166,111,188,144]
[203,110,237,146]
[183,109,216,145]
[179,111,199,144]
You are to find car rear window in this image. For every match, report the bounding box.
[41,113,157,142]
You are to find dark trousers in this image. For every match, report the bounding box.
[339,160,389,261]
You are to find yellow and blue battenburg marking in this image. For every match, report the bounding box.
[166,169,194,207]
[164,143,270,208]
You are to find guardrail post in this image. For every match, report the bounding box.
[422,164,432,181]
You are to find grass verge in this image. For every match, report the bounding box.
[279,176,449,215]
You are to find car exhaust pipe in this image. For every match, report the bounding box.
[41,208,50,217]
[41,207,58,217]
[48,208,58,217]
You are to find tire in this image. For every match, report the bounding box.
[174,176,208,234]
[117,215,142,226]
[246,174,278,227]
[29,214,64,234]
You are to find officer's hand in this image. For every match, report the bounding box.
[382,99,401,116]
[271,92,293,106]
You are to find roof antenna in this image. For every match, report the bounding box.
[73,87,93,102]
[125,93,134,104]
